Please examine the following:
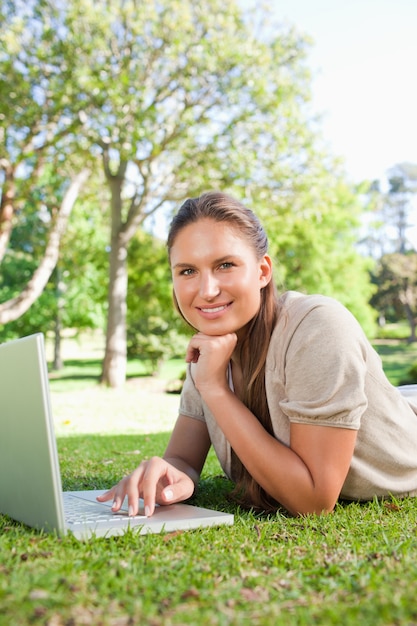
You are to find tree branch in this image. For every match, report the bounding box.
[0,169,90,325]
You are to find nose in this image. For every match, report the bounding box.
[199,271,220,300]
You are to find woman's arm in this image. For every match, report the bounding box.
[97,415,211,516]
[200,384,357,515]
[163,414,211,485]
[186,330,358,515]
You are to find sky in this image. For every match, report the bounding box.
[255,0,417,186]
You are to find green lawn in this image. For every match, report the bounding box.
[2,433,417,626]
[1,338,417,625]
[372,339,417,386]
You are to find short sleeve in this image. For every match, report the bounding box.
[178,364,206,422]
[278,299,368,430]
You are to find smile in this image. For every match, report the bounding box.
[199,304,229,314]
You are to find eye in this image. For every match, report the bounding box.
[219,262,234,270]
[179,268,195,276]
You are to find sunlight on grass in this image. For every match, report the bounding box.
[51,378,181,437]
[46,332,187,436]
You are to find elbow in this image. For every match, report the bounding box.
[283,493,338,517]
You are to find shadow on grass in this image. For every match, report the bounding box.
[48,358,154,390]
[48,359,102,383]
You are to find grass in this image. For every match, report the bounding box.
[2,336,417,625]
[372,340,417,386]
[2,434,417,625]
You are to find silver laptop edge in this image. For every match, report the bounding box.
[0,333,67,533]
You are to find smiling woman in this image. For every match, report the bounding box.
[169,218,272,339]
[97,191,417,519]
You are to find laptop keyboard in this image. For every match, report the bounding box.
[63,494,146,525]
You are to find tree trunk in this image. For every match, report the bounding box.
[399,287,417,344]
[100,166,128,388]
[100,235,128,387]
[404,303,417,343]
[0,169,90,324]
[53,311,63,370]
[52,268,64,370]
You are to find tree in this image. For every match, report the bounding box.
[0,169,89,324]
[371,252,417,342]
[245,156,377,335]
[2,0,375,386]
[46,182,109,367]
[0,173,109,370]
[0,0,91,323]
[43,0,318,387]
[384,163,417,254]
[360,162,417,258]
[127,229,189,374]
[358,162,417,335]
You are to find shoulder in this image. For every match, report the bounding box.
[267,293,371,421]
[279,290,350,318]
[275,290,362,337]
[267,291,367,369]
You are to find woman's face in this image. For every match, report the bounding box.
[170,218,272,337]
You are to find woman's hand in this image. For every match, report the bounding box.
[185,332,237,393]
[96,456,196,517]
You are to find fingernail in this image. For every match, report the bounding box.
[128,505,134,517]
[145,506,151,517]
[164,489,173,501]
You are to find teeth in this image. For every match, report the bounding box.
[201,305,227,313]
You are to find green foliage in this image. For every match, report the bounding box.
[253,173,377,335]
[127,229,190,372]
[0,176,59,339]
[404,362,417,384]
[371,252,417,341]
[0,276,57,342]
[57,188,109,329]
[0,183,108,342]
[359,163,417,258]
[374,321,410,340]
[372,339,417,386]
[1,0,378,356]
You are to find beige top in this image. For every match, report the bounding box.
[179,291,417,501]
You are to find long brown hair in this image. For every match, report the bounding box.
[167,191,282,511]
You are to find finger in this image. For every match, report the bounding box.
[142,457,170,516]
[185,345,200,363]
[96,487,115,503]
[111,484,127,512]
[125,466,146,516]
[185,334,204,363]
[96,484,126,513]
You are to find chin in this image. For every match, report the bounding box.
[198,322,241,336]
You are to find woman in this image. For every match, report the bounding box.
[98,191,417,517]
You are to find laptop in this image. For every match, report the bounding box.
[0,333,234,539]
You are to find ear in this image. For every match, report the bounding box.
[259,254,273,288]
